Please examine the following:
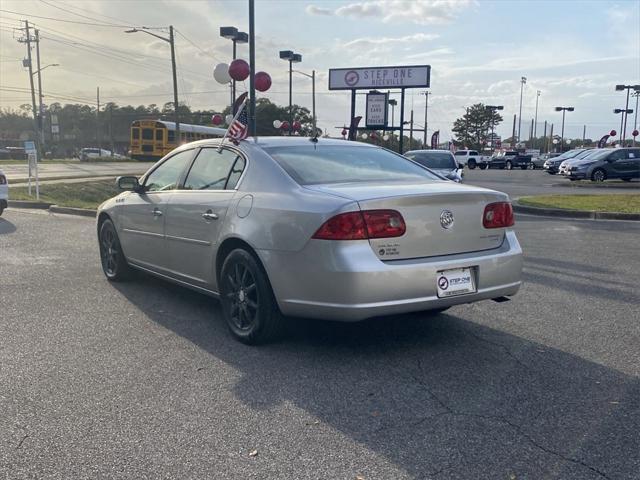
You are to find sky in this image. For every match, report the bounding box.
[1,0,639,142]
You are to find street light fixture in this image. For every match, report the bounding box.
[615,84,640,143]
[555,106,574,152]
[126,26,180,142]
[485,105,504,151]
[220,27,248,105]
[279,50,302,135]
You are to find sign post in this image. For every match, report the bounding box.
[329,65,430,153]
[24,140,39,200]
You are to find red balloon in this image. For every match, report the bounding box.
[292,121,301,131]
[280,121,290,131]
[370,132,377,140]
[211,114,223,125]
[228,59,250,81]
[255,71,272,92]
[341,129,348,136]
[633,129,639,137]
[610,130,617,137]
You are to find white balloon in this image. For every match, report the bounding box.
[273,120,282,129]
[225,114,234,125]
[383,134,390,141]
[213,63,231,85]
[361,133,368,140]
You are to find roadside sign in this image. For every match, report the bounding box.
[329,65,431,90]
[365,92,388,127]
[24,141,39,200]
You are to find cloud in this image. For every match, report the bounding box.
[333,0,474,25]
[406,47,454,59]
[343,33,439,49]
[305,5,333,16]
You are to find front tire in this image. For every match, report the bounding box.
[591,169,606,182]
[99,218,131,281]
[506,160,513,170]
[219,249,284,345]
[468,159,476,169]
[479,163,487,170]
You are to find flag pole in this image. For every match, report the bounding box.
[218,96,248,153]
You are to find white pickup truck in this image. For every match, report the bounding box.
[453,150,491,169]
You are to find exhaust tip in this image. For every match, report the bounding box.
[492,296,511,303]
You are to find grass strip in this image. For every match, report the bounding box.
[518,194,640,214]
[9,179,119,209]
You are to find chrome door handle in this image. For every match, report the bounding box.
[152,208,163,217]
[202,211,219,221]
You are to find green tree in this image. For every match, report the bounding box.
[452,103,503,151]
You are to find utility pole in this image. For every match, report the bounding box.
[511,114,516,145]
[311,70,316,135]
[543,120,547,153]
[533,90,540,140]
[422,91,430,146]
[20,21,41,157]
[409,109,414,148]
[517,76,526,144]
[582,125,586,145]
[96,87,101,149]
[169,26,180,142]
[35,29,45,148]
[109,104,114,156]
[529,118,534,144]
[549,123,554,153]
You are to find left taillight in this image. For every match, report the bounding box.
[0,174,6,185]
[483,202,514,229]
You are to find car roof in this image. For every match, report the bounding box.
[177,136,379,151]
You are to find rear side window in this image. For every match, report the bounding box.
[454,151,466,156]
[408,152,456,170]
[264,145,440,185]
[183,148,243,190]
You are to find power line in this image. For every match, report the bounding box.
[38,0,123,27]
[42,0,141,26]
[0,8,133,27]
[175,29,223,63]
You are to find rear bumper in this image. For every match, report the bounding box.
[259,231,523,321]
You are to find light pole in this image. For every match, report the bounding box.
[615,84,640,144]
[554,106,574,152]
[220,27,248,105]
[33,62,59,147]
[633,90,640,146]
[485,105,504,153]
[279,50,302,135]
[126,26,180,142]
[517,76,526,144]
[421,91,430,146]
[293,69,316,136]
[533,90,541,142]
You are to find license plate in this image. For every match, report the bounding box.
[436,267,476,298]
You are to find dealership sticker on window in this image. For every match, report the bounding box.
[436,268,476,298]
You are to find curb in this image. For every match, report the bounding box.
[9,201,96,217]
[551,182,640,189]
[514,203,640,221]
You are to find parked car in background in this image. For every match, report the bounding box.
[531,153,557,169]
[543,149,586,174]
[453,150,491,169]
[79,148,126,161]
[98,137,522,344]
[404,149,463,182]
[0,169,8,216]
[489,151,532,170]
[566,148,640,182]
[559,149,596,176]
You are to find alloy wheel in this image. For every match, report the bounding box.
[224,262,259,331]
[100,225,119,276]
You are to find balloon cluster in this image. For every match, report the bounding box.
[213,59,272,92]
[273,119,301,133]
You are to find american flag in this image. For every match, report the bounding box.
[227,92,248,142]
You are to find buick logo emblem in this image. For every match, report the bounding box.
[440,210,454,229]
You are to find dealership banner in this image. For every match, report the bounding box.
[329,65,431,90]
[431,131,440,149]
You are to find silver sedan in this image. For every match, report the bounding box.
[97,137,522,344]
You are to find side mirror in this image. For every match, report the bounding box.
[117,176,141,191]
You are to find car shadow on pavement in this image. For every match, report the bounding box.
[113,276,639,480]
[0,217,17,235]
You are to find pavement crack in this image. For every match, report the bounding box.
[17,434,29,449]
[464,329,533,372]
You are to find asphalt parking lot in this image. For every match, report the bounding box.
[1,208,638,479]
[462,167,640,198]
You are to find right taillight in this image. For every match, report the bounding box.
[313,210,406,240]
[483,202,514,228]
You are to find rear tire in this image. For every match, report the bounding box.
[479,163,487,170]
[520,165,528,170]
[219,249,284,345]
[99,219,131,281]
[468,159,476,169]
[591,169,606,182]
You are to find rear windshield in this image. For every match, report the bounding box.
[264,145,440,185]
[407,151,456,170]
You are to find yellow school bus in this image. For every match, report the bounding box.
[130,120,227,160]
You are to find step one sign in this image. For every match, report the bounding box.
[366,92,388,127]
[329,65,430,90]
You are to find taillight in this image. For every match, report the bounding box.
[483,202,514,228]
[0,175,6,185]
[313,210,406,240]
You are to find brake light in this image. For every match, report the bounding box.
[0,175,6,185]
[313,210,406,240]
[483,202,514,228]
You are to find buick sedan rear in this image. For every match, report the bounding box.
[97,137,522,344]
